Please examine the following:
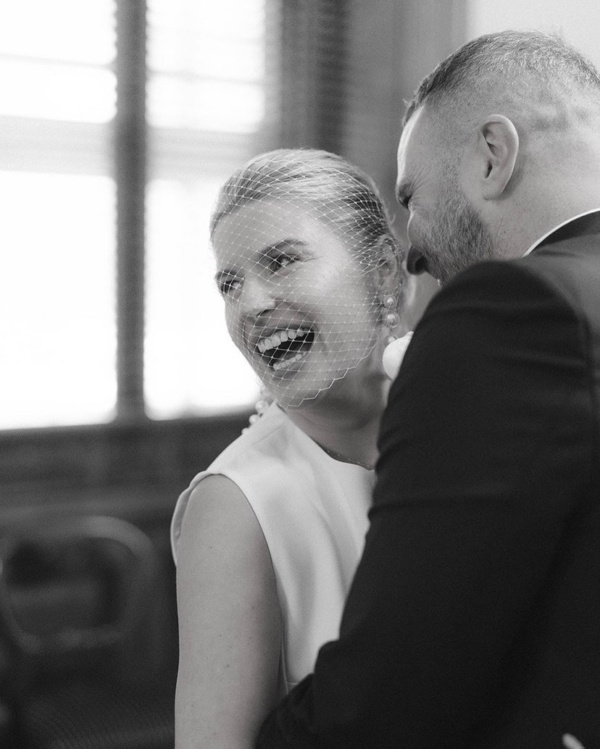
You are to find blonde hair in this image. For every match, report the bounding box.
[211,148,403,269]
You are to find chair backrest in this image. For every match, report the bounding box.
[0,514,158,682]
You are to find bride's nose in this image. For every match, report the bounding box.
[239,276,276,316]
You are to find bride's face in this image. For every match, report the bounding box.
[212,199,383,408]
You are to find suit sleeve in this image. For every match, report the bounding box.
[256,261,593,748]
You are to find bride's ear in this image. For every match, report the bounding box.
[374,235,402,295]
[374,235,412,338]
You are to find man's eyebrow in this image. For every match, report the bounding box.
[395,179,412,208]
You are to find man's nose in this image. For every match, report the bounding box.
[239,276,276,316]
[406,246,427,275]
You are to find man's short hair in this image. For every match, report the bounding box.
[403,30,600,128]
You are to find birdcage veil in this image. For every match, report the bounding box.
[209,149,405,409]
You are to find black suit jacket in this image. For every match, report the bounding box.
[256,212,600,748]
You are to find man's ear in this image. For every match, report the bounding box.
[475,115,519,199]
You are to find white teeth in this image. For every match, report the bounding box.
[272,351,308,371]
[257,327,310,353]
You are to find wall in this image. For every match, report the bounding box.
[466,0,600,68]
[343,0,469,321]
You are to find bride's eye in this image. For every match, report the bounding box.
[267,252,296,272]
[218,275,242,297]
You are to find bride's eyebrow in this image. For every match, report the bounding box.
[214,239,308,286]
[253,239,310,269]
[259,238,308,259]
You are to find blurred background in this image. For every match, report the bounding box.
[0,1,598,746]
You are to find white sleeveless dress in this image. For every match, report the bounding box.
[171,403,374,694]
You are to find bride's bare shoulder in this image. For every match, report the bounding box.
[177,473,269,569]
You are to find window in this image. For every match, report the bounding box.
[145,0,268,419]
[1,0,267,430]
[0,0,117,429]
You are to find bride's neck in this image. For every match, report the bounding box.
[284,377,389,470]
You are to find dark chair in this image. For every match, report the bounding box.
[0,514,175,749]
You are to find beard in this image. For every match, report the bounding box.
[420,191,496,286]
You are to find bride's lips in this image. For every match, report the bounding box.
[247,322,316,372]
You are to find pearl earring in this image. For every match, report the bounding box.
[383,295,399,341]
[381,292,413,379]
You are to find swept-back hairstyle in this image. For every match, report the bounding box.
[210,148,402,269]
[403,30,600,127]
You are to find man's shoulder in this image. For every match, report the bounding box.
[523,235,600,322]
[420,250,600,362]
[434,240,597,312]
[427,258,568,318]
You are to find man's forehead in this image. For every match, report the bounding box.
[396,106,427,193]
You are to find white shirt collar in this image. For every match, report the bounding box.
[523,208,600,257]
